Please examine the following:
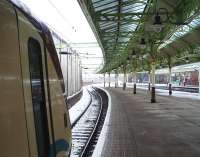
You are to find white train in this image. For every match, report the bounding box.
[0,0,82,157]
[52,31,82,97]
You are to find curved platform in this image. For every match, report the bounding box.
[94,87,200,157]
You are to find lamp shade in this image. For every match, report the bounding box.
[152,13,163,32]
[139,38,146,49]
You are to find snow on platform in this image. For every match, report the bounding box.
[93,82,200,100]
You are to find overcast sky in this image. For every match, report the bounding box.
[21,0,103,73]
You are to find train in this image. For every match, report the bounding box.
[128,62,200,87]
[52,31,82,97]
[101,62,200,90]
[0,0,82,157]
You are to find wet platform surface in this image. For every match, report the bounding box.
[99,87,200,157]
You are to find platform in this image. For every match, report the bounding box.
[94,87,200,157]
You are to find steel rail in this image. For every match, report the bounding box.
[70,87,104,157]
[80,87,103,157]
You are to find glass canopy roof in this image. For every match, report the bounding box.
[85,0,148,63]
[78,0,200,72]
[159,14,200,50]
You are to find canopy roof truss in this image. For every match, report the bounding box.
[78,0,200,73]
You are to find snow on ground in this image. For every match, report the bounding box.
[69,86,92,126]
[69,85,112,157]
[93,82,200,100]
[155,88,200,100]
[71,83,200,156]
[92,87,112,157]
[133,83,200,100]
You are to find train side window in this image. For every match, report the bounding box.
[28,38,50,157]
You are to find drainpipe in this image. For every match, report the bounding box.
[151,61,156,103]
[66,53,69,97]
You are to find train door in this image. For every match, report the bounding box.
[16,10,55,157]
[28,38,50,157]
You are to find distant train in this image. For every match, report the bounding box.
[107,62,200,89]
[132,62,199,87]
[0,0,82,157]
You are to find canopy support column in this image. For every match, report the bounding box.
[108,72,111,88]
[198,68,200,93]
[151,62,156,103]
[148,70,151,91]
[169,67,172,95]
[103,73,106,87]
[167,56,172,95]
[133,71,137,94]
[123,65,126,90]
[115,70,118,88]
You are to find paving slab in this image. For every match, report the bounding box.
[99,87,200,157]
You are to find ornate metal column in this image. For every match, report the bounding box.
[151,61,156,103]
[169,67,172,95]
[133,70,137,94]
[108,72,111,88]
[103,73,106,87]
[115,70,118,88]
[148,70,151,91]
[123,65,126,90]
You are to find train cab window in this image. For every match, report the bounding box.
[28,38,50,157]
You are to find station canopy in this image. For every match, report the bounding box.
[78,0,200,73]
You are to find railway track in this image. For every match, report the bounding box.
[70,87,107,157]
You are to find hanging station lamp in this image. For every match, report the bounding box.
[152,12,163,33]
[139,38,146,49]
[127,56,131,64]
[185,57,189,63]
